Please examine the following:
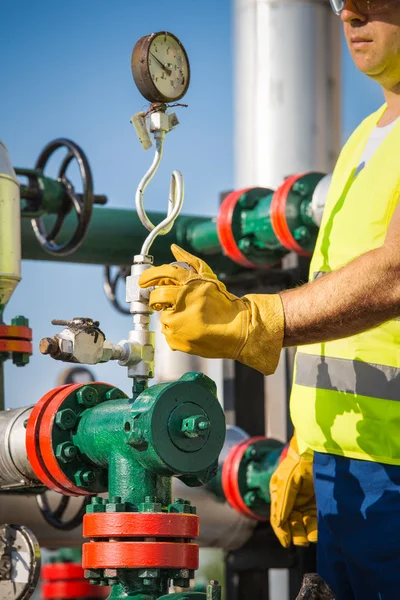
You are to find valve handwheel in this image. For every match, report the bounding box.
[31,138,94,256]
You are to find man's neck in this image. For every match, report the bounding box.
[380,86,400,126]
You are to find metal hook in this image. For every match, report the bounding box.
[135,130,184,256]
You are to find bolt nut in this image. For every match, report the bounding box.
[55,442,77,463]
[293,181,308,196]
[74,469,95,487]
[294,226,310,242]
[39,337,58,356]
[138,569,160,579]
[55,408,77,431]
[11,315,29,327]
[133,314,151,326]
[105,388,121,401]
[244,445,258,460]
[181,415,210,438]
[12,352,30,367]
[244,491,258,507]
[77,385,99,407]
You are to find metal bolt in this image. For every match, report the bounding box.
[56,442,77,463]
[82,470,95,484]
[12,352,30,367]
[91,497,104,505]
[77,385,99,407]
[105,388,121,401]
[11,315,29,327]
[39,337,58,356]
[74,469,95,487]
[138,568,160,578]
[174,498,191,505]
[181,415,210,438]
[145,496,157,503]
[238,238,252,251]
[55,408,77,431]
[244,491,258,507]
[293,181,308,196]
[294,226,309,242]
[245,445,258,460]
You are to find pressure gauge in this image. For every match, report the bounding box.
[131,32,190,103]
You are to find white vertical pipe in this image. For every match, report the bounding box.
[234,0,341,189]
[234,3,341,598]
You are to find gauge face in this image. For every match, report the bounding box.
[131,32,190,103]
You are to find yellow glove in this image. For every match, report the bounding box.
[270,434,317,548]
[138,245,284,376]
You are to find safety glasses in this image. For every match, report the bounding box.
[330,0,400,15]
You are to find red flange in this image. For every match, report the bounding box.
[42,562,109,599]
[0,339,32,353]
[222,436,269,522]
[42,562,85,581]
[270,174,312,257]
[84,512,199,539]
[82,541,199,570]
[0,324,33,355]
[217,188,260,269]
[0,324,32,340]
[42,580,101,599]
[26,383,86,496]
[37,383,95,496]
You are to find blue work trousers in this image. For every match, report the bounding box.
[313,452,400,600]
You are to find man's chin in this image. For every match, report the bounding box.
[351,53,385,78]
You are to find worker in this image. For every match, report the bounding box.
[139,1,400,598]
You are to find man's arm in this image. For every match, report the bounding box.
[281,202,400,347]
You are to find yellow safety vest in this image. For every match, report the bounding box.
[290,104,400,465]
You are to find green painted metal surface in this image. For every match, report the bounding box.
[235,439,283,518]
[209,438,284,520]
[231,187,287,267]
[72,373,225,504]
[20,207,239,275]
[284,173,325,255]
[19,177,324,272]
[16,169,66,218]
[70,375,225,600]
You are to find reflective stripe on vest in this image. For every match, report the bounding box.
[290,103,400,464]
[295,353,400,402]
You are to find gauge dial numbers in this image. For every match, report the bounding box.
[131,31,190,103]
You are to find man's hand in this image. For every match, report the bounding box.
[139,245,284,376]
[270,435,317,548]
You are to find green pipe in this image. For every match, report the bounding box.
[184,218,220,255]
[20,207,239,274]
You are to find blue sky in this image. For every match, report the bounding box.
[1,0,383,405]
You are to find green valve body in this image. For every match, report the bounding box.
[27,374,225,600]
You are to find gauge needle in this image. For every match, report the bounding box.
[150,52,172,76]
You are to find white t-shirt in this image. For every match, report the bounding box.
[354,119,398,177]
